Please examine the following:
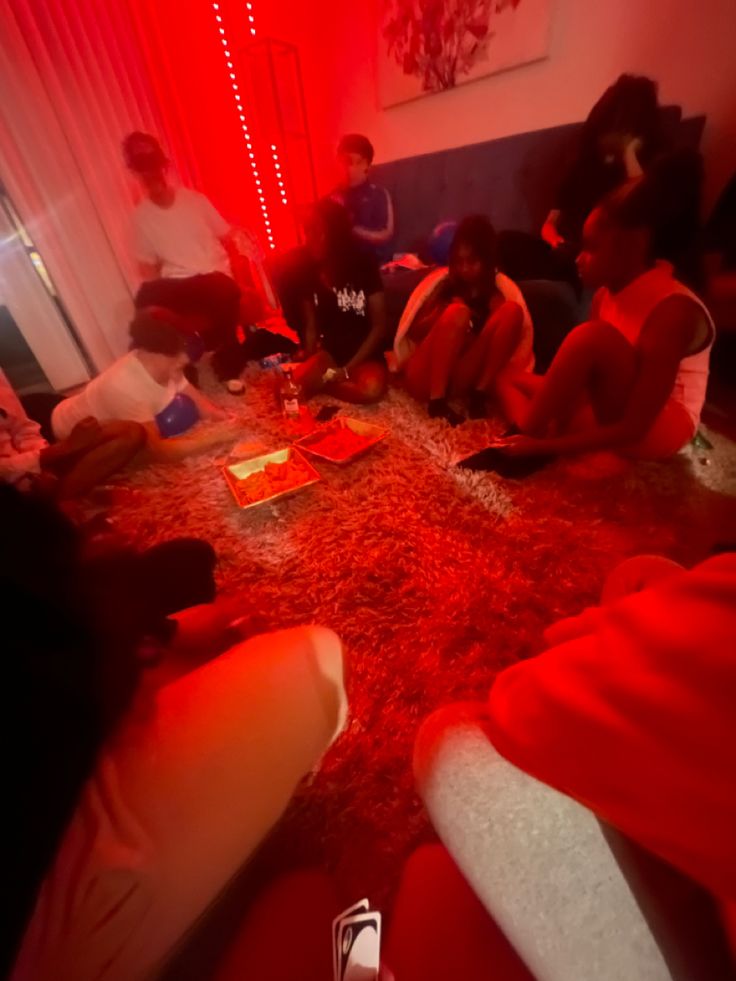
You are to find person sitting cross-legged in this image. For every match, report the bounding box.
[395,215,534,426]
[291,199,389,405]
[494,170,715,462]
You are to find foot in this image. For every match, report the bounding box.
[468,390,488,420]
[428,398,464,427]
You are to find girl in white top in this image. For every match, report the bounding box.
[496,176,714,460]
[399,216,534,427]
[52,310,238,461]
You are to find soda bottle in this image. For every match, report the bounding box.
[280,368,301,421]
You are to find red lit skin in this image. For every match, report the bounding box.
[496,206,708,457]
[133,163,245,283]
[407,243,523,402]
[335,152,394,248]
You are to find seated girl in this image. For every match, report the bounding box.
[291,200,388,404]
[394,215,534,426]
[494,174,715,461]
[37,309,239,462]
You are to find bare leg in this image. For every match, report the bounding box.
[55,422,146,499]
[496,372,544,429]
[327,361,388,404]
[405,302,471,402]
[516,320,638,436]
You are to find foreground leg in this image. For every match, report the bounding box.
[14,626,348,980]
[414,704,671,981]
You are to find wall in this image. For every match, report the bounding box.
[276,0,736,208]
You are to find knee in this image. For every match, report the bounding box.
[355,363,388,403]
[413,701,490,792]
[440,301,472,333]
[565,319,621,352]
[119,422,147,454]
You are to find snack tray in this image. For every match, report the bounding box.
[294,417,388,465]
[222,446,320,509]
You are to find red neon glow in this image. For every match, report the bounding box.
[211,1,275,248]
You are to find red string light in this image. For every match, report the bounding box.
[211,2,275,248]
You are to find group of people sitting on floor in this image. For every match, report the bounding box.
[1,74,728,500]
[3,70,736,979]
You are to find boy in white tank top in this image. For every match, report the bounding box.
[495,177,714,461]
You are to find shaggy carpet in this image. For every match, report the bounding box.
[109,366,736,974]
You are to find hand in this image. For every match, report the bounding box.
[493,434,547,456]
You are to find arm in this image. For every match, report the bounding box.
[143,420,239,462]
[302,297,320,356]
[622,137,644,179]
[512,296,704,456]
[181,383,230,421]
[344,291,388,373]
[541,209,565,248]
[353,190,395,247]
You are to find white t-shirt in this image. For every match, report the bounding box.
[133,188,231,279]
[51,352,188,439]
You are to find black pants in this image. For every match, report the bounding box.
[135,272,241,352]
[21,392,65,443]
[135,272,296,381]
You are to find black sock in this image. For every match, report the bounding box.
[468,390,487,419]
[428,398,464,427]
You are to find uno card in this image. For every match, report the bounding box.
[337,910,382,981]
[332,900,369,981]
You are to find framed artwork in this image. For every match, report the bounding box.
[379,0,553,108]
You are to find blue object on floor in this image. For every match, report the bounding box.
[428,221,458,266]
[155,393,200,438]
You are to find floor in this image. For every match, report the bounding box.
[92,365,736,979]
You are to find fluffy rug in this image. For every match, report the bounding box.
[111,366,736,971]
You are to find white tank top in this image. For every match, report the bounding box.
[596,262,715,430]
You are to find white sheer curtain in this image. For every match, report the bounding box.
[0,0,184,376]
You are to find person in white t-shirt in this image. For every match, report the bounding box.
[123,132,278,388]
[49,309,239,461]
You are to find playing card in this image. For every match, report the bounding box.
[332,900,369,981]
[337,910,382,981]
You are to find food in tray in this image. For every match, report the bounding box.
[302,421,375,459]
[231,455,314,506]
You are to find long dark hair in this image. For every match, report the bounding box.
[579,74,663,166]
[599,150,704,284]
[445,214,498,305]
[2,488,141,972]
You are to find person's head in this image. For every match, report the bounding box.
[448,215,498,289]
[581,74,661,165]
[122,132,171,203]
[337,133,374,188]
[303,198,355,265]
[577,178,659,290]
[129,307,189,377]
